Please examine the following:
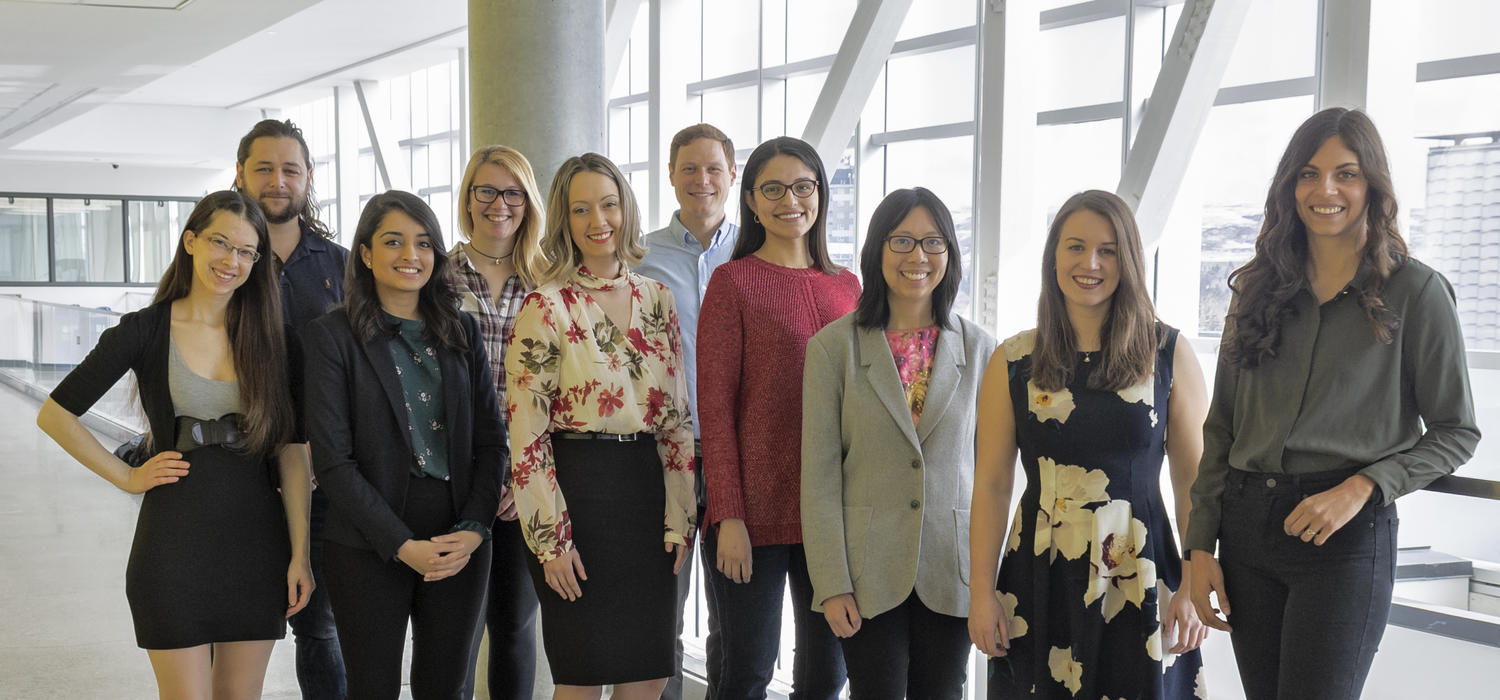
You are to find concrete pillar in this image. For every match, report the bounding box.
[469,0,607,194]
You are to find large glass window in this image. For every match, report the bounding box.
[701,1,759,78]
[1217,0,1316,88]
[1172,96,1315,335]
[128,200,191,284]
[52,199,123,283]
[885,135,975,312]
[885,45,976,131]
[1037,17,1126,112]
[0,197,50,282]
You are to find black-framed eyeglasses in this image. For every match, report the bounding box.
[754,179,818,201]
[202,234,262,264]
[886,235,948,255]
[470,185,526,206]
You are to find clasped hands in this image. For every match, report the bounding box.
[398,530,483,582]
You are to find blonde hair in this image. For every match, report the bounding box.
[457,144,548,288]
[538,153,647,283]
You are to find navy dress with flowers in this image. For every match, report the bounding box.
[991,327,1205,699]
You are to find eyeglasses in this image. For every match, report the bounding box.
[753,179,818,201]
[202,234,262,264]
[886,235,948,255]
[470,186,527,206]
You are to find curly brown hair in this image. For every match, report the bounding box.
[1222,108,1406,368]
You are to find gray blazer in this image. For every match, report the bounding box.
[801,313,996,619]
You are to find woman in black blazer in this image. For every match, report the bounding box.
[303,190,503,699]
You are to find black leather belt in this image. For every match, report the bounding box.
[552,431,653,442]
[174,414,248,452]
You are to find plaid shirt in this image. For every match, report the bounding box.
[450,244,528,433]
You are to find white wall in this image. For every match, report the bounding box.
[0,159,229,198]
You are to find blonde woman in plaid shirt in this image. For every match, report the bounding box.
[452,144,550,700]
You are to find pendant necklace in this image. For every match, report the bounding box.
[466,240,513,265]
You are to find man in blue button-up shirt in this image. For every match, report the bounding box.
[234,118,349,700]
[634,123,738,700]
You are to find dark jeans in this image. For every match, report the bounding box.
[460,516,538,700]
[1218,466,1397,700]
[701,536,846,700]
[288,489,345,700]
[323,477,492,700]
[665,456,717,700]
[839,591,970,700]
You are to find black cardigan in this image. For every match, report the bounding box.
[50,300,302,457]
[301,308,503,562]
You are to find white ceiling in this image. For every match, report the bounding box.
[0,0,468,168]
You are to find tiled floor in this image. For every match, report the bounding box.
[0,382,566,699]
[0,381,265,698]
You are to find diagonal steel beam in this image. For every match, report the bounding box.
[605,0,644,96]
[802,0,915,170]
[1117,0,1252,248]
[354,79,409,192]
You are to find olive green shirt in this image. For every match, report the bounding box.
[1186,258,1479,554]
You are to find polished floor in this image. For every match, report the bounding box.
[0,382,559,699]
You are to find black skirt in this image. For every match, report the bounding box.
[528,436,677,685]
[125,444,289,649]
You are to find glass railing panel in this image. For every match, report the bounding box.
[0,295,142,434]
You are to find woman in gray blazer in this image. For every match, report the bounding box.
[801,188,996,699]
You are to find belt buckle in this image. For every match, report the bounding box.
[613,433,638,442]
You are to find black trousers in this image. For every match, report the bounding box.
[1218,466,1397,700]
[665,455,717,700]
[839,590,970,700]
[323,476,492,700]
[461,516,538,700]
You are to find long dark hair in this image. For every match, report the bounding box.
[853,188,961,330]
[154,190,293,456]
[343,191,468,351]
[1222,107,1406,368]
[1032,190,1158,392]
[234,118,333,240]
[732,136,839,273]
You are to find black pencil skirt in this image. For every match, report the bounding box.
[528,436,678,685]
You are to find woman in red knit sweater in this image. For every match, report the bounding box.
[698,136,860,698]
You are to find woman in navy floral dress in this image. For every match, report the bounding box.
[969,190,1211,698]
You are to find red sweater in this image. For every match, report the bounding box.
[698,255,861,546]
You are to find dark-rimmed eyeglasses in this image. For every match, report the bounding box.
[470,186,526,206]
[202,234,262,264]
[753,179,818,201]
[886,235,948,255]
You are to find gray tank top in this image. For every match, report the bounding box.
[168,335,241,419]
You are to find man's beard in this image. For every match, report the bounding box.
[261,195,302,225]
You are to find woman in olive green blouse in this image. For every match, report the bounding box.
[1186,107,1479,700]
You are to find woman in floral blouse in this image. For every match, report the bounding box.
[451,144,549,700]
[505,152,695,696]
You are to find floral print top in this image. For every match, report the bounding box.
[385,312,449,480]
[505,267,696,563]
[991,326,1207,699]
[884,325,938,426]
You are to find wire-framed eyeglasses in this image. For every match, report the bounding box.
[202,234,262,264]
